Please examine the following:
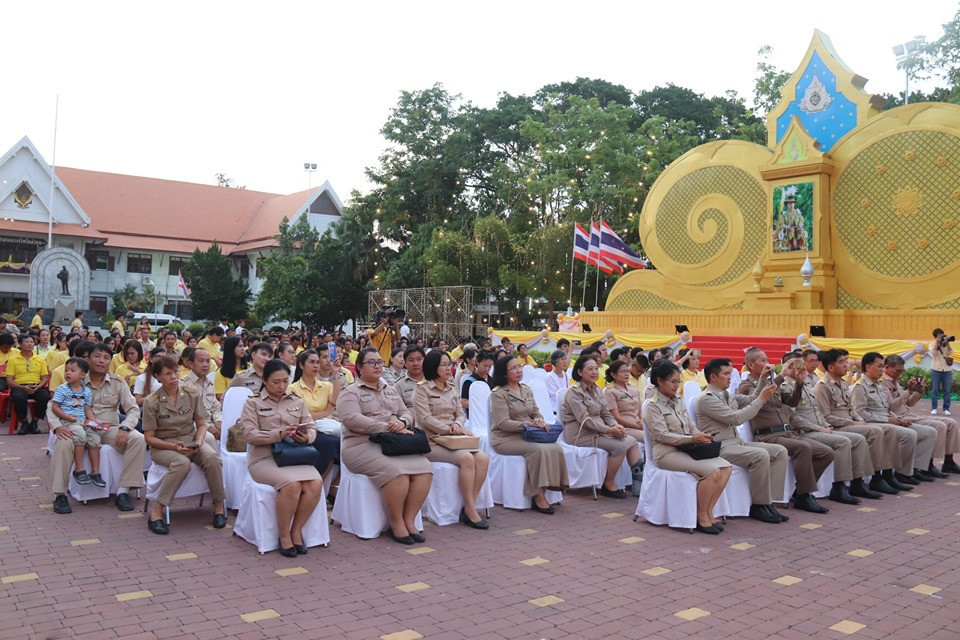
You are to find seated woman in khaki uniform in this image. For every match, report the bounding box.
[240,359,324,557]
[142,356,227,535]
[643,361,732,534]
[490,356,568,515]
[562,356,642,499]
[413,350,490,529]
[338,347,433,545]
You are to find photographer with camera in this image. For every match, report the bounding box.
[368,307,404,366]
[929,328,955,416]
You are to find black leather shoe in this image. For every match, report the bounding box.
[829,485,861,505]
[460,507,489,530]
[27,420,41,435]
[293,544,308,555]
[115,493,134,511]
[388,528,415,545]
[870,477,899,494]
[598,486,627,499]
[893,472,919,487]
[530,501,555,515]
[148,518,169,535]
[16,421,30,435]
[279,540,298,557]
[794,493,829,513]
[913,469,935,482]
[926,464,948,479]
[850,479,883,499]
[212,513,228,529]
[53,494,72,514]
[749,504,781,524]
[940,460,960,474]
[767,505,789,521]
[409,532,426,543]
[695,522,721,534]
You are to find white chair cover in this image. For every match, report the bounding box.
[145,462,211,519]
[521,364,537,381]
[221,387,254,509]
[233,473,330,553]
[527,378,556,424]
[684,383,702,421]
[527,368,547,381]
[421,461,494,525]
[68,444,127,503]
[467,382,492,439]
[207,371,216,383]
[330,433,423,539]
[729,368,742,394]
[740,420,833,499]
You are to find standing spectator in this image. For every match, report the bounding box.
[929,328,954,415]
[30,307,43,329]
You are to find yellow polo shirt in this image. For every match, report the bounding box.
[450,346,464,361]
[289,378,334,415]
[45,348,67,370]
[109,351,126,374]
[111,320,125,334]
[0,347,21,366]
[49,363,66,392]
[197,337,223,361]
[116,361,147,388]
[6,351,48,385]
[31,314,43,328]
[71,318,82,329]
[345,350,358,364]
[214,369,232,396]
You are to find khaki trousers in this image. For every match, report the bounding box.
[908,415,960,460]
[756,431,834,495]
[50,426,147,496]
[904,423,937,470]
[804,430,871,481]
[150,442,225,506]
[837,423,895,472]
[717,439,788,504]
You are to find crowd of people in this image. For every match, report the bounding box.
[2,310,957,554]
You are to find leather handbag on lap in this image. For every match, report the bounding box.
[522,422,563,443]
[369,428,431,456]
[676,441,721,460]
[271,437,320,467]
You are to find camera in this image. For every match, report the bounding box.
[374,306,406,324]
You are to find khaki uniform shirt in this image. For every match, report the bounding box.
[240,391,315,465]
[880,373,920,417]
[490,383,541,448]
[737,374,800,432]
[412,379,465,439]
[850,377,893,424]
[338,378,414,454]
[784,375,830,432]
[604,383,642,425]
[229,368,263,391]
[696,384,765,441]
[183,370,221,425]
[48,372,140,431]
[562,382,617,436]
[393,373,424,410]
[643,391,700,461]
[929,340,954,372]
[814,374,862,427]
[142,385,206,443]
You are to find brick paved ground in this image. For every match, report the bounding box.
[2,416,959,640]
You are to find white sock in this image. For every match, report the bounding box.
[117,488,129,496]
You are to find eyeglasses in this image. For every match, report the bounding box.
[363,360,385,367]
[507,365,524,372]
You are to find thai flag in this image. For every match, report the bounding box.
[573,223,590,263]
[589,222,621,274]
[177,271,191,299]
[599,221,645,270]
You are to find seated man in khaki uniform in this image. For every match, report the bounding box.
[695,358,788,524]
[228,342,272,391]
[393,346,426,410]
[814,349,912,494]
[853,352,937,486]
[882,354,960,476]
[737,349,835,512]
[789,350,881,501]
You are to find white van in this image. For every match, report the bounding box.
[131,313,183,332]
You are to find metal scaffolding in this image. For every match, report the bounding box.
[368,286,498,343]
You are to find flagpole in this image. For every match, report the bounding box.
[567,228,576,316]
[47,95,59,249]
[593,219,602,311]
[580,219,590,312]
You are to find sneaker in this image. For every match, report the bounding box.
[72,470,92,485]
[931,409,939,415]
[945,410,952,416]
[89,473,106,488]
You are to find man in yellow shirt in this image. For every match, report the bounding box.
[46,335,70,371]
[197,327,224,367]
[71,311,84,330]
[0,333,20,367]
[110,314,125,335]
[6,334,50,434]
[30,308,44,329]
[366,314,399,366]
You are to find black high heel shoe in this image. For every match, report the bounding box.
[460,507,489,530]
[531,500,555,515]
[279,540,298,557]
[695,522,722,535]
[293,543,308,555]
[388,528,415,545]
[409,532,426,543]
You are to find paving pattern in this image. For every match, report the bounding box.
[1,425,958,640]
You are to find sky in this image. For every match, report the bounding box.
[2,1,953,203]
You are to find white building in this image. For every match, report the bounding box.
[0,136,343,320]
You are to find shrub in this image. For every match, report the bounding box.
[187,322,206,336]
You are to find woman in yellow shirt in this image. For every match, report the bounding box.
[515,343,536,367]
[289,349,342,499]
[677,348,707,396]
[214,336,248,400]
[116,340,146,389]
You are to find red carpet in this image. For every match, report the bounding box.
[686,335,796,369]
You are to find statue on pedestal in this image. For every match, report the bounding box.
[57,265,70,296]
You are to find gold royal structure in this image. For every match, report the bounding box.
[584,31,960,339]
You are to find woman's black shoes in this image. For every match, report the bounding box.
[409,532,426,543]
[212,513,228,529]
[388,528,415,545]
[695,522,722,535]
[598,486,626,499]
[531,501,555,515]
[279,540,298,557]
[148,518,169,535]
[294,543,308,555]
[460,507,489,530]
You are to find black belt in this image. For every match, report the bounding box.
[754,424,791,437]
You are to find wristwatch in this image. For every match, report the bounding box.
[119,426,131,432]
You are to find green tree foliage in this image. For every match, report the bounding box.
[903,8,960,104]
[752,45,791,118]
[110,283,157,317]
[181,242,250,322]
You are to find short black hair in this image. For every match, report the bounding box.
[0,333,14,347]
[633,353,650,371]
[884,354,905,367]
[64,357,90,374]
[605,359,629,383]
[861,351,884,371]
[209,327,225,337]
[571,354,597,382]
[819,348,845,369]
[556,338,570,349]
[476,349,496,364]
[422,350,450,381]
[262,358,291,386]
[250,342,273,356]
[649,361,680,387]
[88,343,113,359]
[703,358,732,383]
[403,345,426,361]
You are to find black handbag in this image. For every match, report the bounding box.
[369,428,431,456]
[271,438,320,467]
[677,441,721,460]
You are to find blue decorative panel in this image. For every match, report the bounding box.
[776,51,857,152]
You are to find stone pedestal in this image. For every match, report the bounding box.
[28,247,91,311]
[54,296,76,326]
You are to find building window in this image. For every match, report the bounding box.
[85,249,115,271]
[90,296,108,316]
[237,256,250,279]
[168,257,188,276]
[127,253,152,274]
[0,237,44,273]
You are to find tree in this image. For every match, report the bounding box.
[215,173,246,189]
[752,45,791,117]
[908,8,960,104]
[110,283,157,318]
[255,216,358,330]
[181,242,250,322]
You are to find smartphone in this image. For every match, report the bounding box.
[327,342,337,361]
[296,423,308,435]
[186,443,200,449]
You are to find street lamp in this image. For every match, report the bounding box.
[892,38,921,105]
[303,162,317,214]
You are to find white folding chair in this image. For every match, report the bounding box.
[683,382,702,413]
[481,384,562,510]
[233,444,331,553]
[421,460,494,526]
[68,444,128,504]
[330,432,423,539]
[554,387,605,499]
[522,364,537,381]
[528,378,556,424]
[729,369,742,394]
[220,387,254,510]
[143,461,211,525]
